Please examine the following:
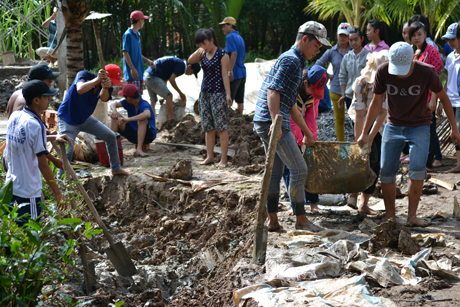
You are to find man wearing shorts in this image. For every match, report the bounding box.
[253,21,331,232]
[122,10,154,93]
[144,56,200,119]
[220,17,246,114]
[110,84,157,157]
[358,42,460,227]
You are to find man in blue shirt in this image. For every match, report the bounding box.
[40,9,58,64]
[220,17,246,114]
[57,64,131,177]
[144,56,201,119]
[110,84,157,157]
[253,21,331,233]
[122,10,154,94]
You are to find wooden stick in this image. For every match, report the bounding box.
[429,177,456,191]
[92,19,105,68]
[252,114,282,265]
[454,196,460,220]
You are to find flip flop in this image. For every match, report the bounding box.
[268,224,281,232]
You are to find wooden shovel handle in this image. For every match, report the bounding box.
[92,19,105,69]
[52,141,116,246]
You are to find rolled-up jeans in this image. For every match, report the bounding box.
[253,121,308,216]
[57,116,121,179]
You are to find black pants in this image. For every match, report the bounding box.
[364,131,382,195]
[426,112,437,168]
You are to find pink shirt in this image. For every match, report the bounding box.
[364,40,390,53]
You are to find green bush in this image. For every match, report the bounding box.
[0,179,101,306]
[245,47,276,63]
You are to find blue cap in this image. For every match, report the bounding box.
[389,42,414,76]
[442,23,458,40]
[308,65,328,99]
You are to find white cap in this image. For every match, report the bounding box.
[388,42,414,75]
[337,23,352,35]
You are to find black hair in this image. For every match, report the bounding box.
[408,15,432,39]
[124,93,140,99]
[194,28,219,47]
[298,70,311,102]
[131,18,139,25]
[231,24,237,30]
[296,32,316,43]
[349,27,366,47]
[367,19,389,44]
[25,95,43,106]
[409,21,427,55]
[457,21,460,40]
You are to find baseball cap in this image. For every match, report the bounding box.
[219,17,236,25]
[130,10,148,21]
[189,62,201,78]
[388,42,414,75]
[22,80,59,103]
[337,23,352,35]
[442,23,458,40]
[28,64,60,81]
[307,65,328,99]
[105,64,123,86]
[298,21,332,49]
[118,84,139,97]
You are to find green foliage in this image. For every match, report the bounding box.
[0,194,98,306]
[226,0,245,21]
[0,0,52,59]
[245,47,276,62]
[109,300,125,307]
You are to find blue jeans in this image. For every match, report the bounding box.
[57,116,121,178]
[254,121,308,216]
[380,124,430,183]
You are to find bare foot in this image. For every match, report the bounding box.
[406,216,432,227]
[382,215,396,223]
[268,212,280,232]
[357,205,378,215]
[134,150,148,157]
[286,209,294,216]
[426,167,433,172]
[200,157,214,165]
[112,168,132,175]
[432,160,443,168]
[295,221,322,232]
[447,165,460,173]
[216,161,227,168]
[310,203,320,214]
[347,193,358,209]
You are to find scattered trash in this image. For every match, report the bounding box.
[359,217,378,235]
[348,259,405,287]
[429,177,456,191]
[411,233,446,247]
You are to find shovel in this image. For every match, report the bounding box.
[56,142,137,276]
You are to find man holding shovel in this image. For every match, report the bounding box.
[57,64,131,178]
[253,21,331,232]
[122,10,154,94]
[358,42,460,227]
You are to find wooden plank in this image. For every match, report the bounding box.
[429,177,456,191]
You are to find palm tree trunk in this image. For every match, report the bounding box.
[61,0,92,89]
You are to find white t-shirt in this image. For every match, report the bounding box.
[445,50,460,107]
[5,107,49,198]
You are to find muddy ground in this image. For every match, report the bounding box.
[2,104,460,306]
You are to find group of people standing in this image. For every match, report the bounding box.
[255,16,460,232]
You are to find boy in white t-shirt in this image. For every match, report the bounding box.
[5,80,71,226]
[441,22,460,173]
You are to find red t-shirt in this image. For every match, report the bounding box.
[373,61,442,127]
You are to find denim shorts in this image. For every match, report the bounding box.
[380,124,430,183]
[144,72,171,104]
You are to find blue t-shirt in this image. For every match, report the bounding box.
[58,71,113,125]
[145,56,186,80]
[444,42,454,56]
[120,97,157,137]
[122,28,144,81]
[225,31,246,80]
[45,20,57,49]
[254,46,306,130]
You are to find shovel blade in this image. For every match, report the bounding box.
[105,242,137,277]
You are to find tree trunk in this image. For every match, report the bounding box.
[61,0,92,89]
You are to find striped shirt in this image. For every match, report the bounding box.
[254,46,306,129]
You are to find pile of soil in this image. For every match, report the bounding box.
[0,76,61,113]
[62,174,261,306]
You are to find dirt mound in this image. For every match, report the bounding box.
[0,76,61,112]
[69,174,260,305]
[161,109,265,168]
